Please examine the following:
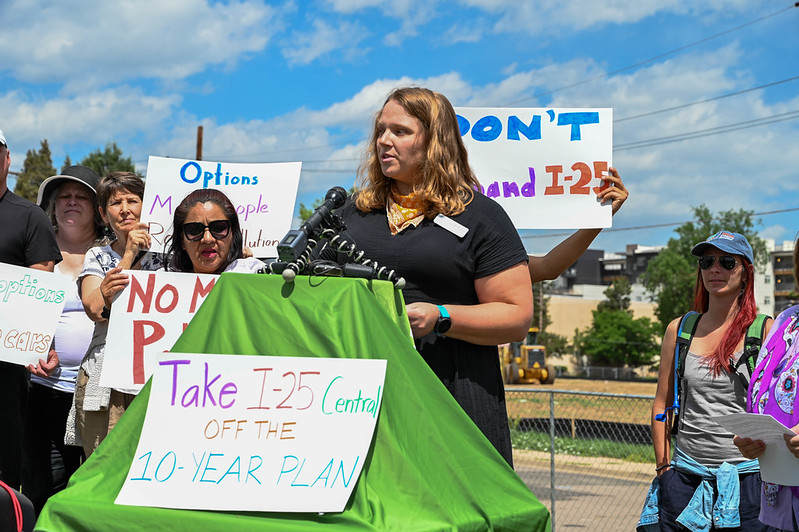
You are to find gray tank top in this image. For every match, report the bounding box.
[674,349,748,467]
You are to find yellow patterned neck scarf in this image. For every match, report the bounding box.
[387,188,424,235]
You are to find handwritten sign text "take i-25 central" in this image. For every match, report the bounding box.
[116,353,386,513]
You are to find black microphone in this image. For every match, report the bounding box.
[300,186,347,238]
[277,186,348,262]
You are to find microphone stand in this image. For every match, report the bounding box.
[260,224,406,289]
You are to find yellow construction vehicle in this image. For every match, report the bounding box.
[498,327,556,385]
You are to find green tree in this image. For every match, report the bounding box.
[576,281,660,367]
[61,154,72,172]
[13,140,56,202]
[531,281,551,330]
[532,281,570,355]
[642,204,765,330]
[537,330,570,356]
[299,186,357,222]
[298,199,321,222]
[79,142,139,178]
[598,277,631,312]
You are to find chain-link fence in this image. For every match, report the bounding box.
[506,389,655,531]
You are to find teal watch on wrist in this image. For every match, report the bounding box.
[434,305,451,336]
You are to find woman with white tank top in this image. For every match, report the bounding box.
[22,166,108,515]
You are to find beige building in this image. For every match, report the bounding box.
[543,285,657,374]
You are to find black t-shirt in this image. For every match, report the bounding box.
[334,192,527,465]
[335,192,527,305]
[0,189,61,267]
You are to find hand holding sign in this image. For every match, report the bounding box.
[785,428,799,459]
[124,222,152,260]
[597,167,628,215]
[100,267,130,310]
[27,348,59,378]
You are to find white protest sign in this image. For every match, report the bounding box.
[101,271,217,391]
[116,353,386,512]
[142,156,301,258]
[0,262,70,365]
[455,107,613,229]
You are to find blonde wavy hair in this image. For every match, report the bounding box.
[355,87,480,217]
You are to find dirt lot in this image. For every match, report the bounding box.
[505,378,657,424]
[511,378,657,396]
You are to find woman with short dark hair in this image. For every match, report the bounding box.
[74,171,163,457]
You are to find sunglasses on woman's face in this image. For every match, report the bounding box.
[183,220,231,241]
[698,255,738,271]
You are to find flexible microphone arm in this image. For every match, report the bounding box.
[319,229,406,289]
[260,229,406,289]
[263,186,406,289]
[276,186,347,263]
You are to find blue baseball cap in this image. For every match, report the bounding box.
[691,230,754,264]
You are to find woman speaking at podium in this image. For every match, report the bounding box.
[334,87,532,466]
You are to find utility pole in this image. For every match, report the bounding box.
[538,282,544,331]
[196,125,203,161]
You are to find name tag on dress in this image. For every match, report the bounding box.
[434,214,469,238]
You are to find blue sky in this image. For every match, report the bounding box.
[2,0,798,256]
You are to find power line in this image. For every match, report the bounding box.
[128,6,799,167]
[203,138,356,161]
[298,168,356,174]
[520,207,799,240]
[23,6,795,175]
[615,75,799,123]
[615,109,799,151]
[183,74,799,168]
[286,109,799,166]
[502,3,798,106]
[27,102,799,177]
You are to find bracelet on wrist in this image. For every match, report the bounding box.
[655,464,670,472]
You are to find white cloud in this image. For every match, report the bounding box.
[273,44,798,249]
[0,0,280,90]
[324,0,383,12]
[0,87,181,163]
[324,0,438,46]
[281,19,369,65]
[440,22,485,45]
[459,0,751,33]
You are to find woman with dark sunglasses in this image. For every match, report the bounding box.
[163,188,263,274]
[647,230,776,531]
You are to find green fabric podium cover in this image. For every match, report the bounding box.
[37,274,550,531]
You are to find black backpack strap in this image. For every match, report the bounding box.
[671,312,701,435]
[734,313,771,381]
[675,312,701,380]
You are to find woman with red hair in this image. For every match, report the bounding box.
[645,230,776,531]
